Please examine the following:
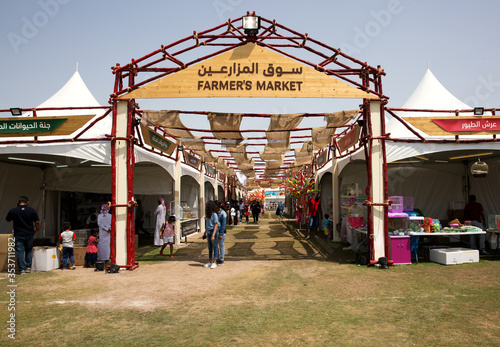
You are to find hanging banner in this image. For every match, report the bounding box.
[185,152,201,170]
[219,172,226,182]
[316,150,327,168]
[404,116,500,135]
[122,43,377,100]
[141,124,176,155]
[205,165,215,177]
[337,124,361,152]
[432,117,500,132]
[0,115,95,137]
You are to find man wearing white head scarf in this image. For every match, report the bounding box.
[97,204,112,262]
[154,198,167,246]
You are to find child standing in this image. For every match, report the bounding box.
[84,229,99,268]
[160,215,176,257]
[58,221,76,270]
[323,214,331,241]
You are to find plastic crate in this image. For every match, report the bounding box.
[403,196,414,211]
[389,196,404,213]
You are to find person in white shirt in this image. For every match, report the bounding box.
[57,221,76,270]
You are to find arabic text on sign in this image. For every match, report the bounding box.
[197,63,302,78]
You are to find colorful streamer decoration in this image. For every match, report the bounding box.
[248,189,265,203]
[280,171,320,221]
[279,171,319,200]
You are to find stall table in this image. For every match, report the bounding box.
[409,231,486,263]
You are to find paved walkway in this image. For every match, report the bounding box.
[175,211,354,263]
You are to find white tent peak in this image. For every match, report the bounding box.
[401,68,470,110]
[386,68,471,139]
[25,70,101,117]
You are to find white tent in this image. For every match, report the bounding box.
[338,68,500,223]
[0,70,187,239]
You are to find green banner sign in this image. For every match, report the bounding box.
[0,118,67,134]
[149,129,174,153]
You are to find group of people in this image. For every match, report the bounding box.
[60,204,111,269]
[5,197,112,274]
[204,200,228,269]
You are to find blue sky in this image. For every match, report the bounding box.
[1,0,499,125]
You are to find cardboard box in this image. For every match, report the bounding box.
[430,248,464,265]
[32,247,60,271]
[73,246,86,266]
[59,245,86,267]
[0,234,14,272]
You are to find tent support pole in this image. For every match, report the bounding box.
[111,100,136,269]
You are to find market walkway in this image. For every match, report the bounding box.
[172,211,354,263]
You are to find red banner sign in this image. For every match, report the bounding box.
[337,124,361,152]
[433,117,500,132]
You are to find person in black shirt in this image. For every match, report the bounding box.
[6,196,39,275]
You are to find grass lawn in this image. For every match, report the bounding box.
[1,215,499,346]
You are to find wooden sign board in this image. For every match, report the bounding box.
[316,150,327,168]
[122,43,377,100]
[0,115,96,137]
[404,116,500,135]
[205,164,216,177]
[337,124,361,152]
[185,152,201,170]
[141,124,176,155]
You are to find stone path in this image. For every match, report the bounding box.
[175,211,353,263]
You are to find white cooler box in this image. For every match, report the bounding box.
[452,248,480,263]
[32,246,60,271]
[430,248,479,265]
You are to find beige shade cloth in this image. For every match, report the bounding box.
[207,112,244,148]
[182,138,206,151]
[229,144,249,163]
[143,110,196,140]
[265,160,283,170]
[216,157,230,174]
[288,164,302,173]
[292,156,311,169]
[236,160,254,171]
[264,169,280,176]
[307,109,359,151]
[263,144,289,156]
[266,113,304,149]
[199,149,217,164]
[240,169,255,177]
[294,141,313,158]
[311,126,335,151]
[259,152,284,162]
[324,110,359,128]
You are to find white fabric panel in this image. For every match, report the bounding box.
[319,172,333,217]
[386,142,500,163]
[181,176,200,212]
[204,181,215,202]
[387,165,463,220]
[134,166,174,195]
[44,167,112,193]
[317,160,332,182]
[135,146,175,178]
[0,142,111,164]
[181,163,200,181]
[468,161,500,217]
